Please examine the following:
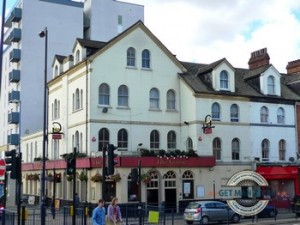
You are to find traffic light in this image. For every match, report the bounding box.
[66,157,75,175]
[131,168,138,182]
[54,173,61,183]
[5,149,19,179]
[107,144,118,175]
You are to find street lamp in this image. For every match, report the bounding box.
[39,27,48,225]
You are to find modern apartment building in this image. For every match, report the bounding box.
[0,0,144,154]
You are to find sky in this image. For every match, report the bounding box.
[2,0,300,73]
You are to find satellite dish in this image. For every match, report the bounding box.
[289,157,295,162]
[102,107,108,113]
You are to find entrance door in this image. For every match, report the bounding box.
[165,188,176,210]
[147,189,158,206]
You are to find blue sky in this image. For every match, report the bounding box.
[2,0,300,73]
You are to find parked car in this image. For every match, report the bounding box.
[291,194,300,215]
[183,200,240,224]
[257,205,278,218]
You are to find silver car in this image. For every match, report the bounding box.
[183,200,240,224]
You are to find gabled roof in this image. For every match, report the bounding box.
[72,38,106,52]
[51,54,66,67]
[196,58,235,75]
[179,61,300,101]
[88,20,187,72]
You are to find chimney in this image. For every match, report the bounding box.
[248,48,270,70]
[286,59,300,75]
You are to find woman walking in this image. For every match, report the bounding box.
[107,197,123,225]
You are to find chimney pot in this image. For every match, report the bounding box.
[248,48,270,70]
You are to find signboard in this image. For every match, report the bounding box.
[0,159,6,177]
[28,196,35,205]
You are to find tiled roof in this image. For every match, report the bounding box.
[180,61,300,101]
[76,38,106,49]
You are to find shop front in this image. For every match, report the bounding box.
[256,164,299,209]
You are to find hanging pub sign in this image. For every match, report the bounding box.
[202,115,215,134]
[51,122,63,139]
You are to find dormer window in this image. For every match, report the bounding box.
[220,70,229,89]
[75,49,80,64]
[267,75,275,95]
[54,65,59,77]
[127,47,136,67]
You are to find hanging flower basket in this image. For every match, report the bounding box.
[66,175,73,182]
[46,173,54,182]
[91,173,102,183]
[141,174,151,184]
[26,173,40,181]
[79,171,88,182]
[108,173,121,182]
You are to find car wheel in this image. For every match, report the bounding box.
[231,214,240,223]
[201,216,209,225]
[269,210,276,217]
[185,221,193,225]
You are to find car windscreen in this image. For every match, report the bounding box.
[187,202,201,209]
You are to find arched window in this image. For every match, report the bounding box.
[213,137,221,160]
[279,139,286,161]
[75,88,80,110]
[166,89,176,110]
[262,139,269,161]
[260,106,268,123]
[232,138,240,160]
[182,170,194,199]
[167,131,176,150]
[118,85,129,107]
[267,76,275,94]
[277,107,285,124]
[220,70,229,89]
[142,49,150,68]
[118,129,128,151]
[74,131,80,151]
[149,88,160,109]
[150,130,160,150]
[75,49,80,63]
[230,104,239,122]
[99,83,110,105]
[127,47,136,67]
[53,99,60,119]
[186,137,193,151]
[98,128,109,151]
[211,102,221,121]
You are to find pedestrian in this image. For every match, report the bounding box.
[75,193,80,208]
[92,199,106,225]
[107,197,123,225]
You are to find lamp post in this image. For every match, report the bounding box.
[39,27,48,225]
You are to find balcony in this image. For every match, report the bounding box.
[7,134,19,146]
[5,8,22,27]
[9,49,21,63]
[4,28,21,44]
[8,112,20,124]
[8,90,20,103]
[9,70,21,83]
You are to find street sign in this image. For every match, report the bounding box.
[0,159,6,177]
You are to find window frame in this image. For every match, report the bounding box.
[211,102,221,121]
[230,104,239,122]
[99,83,110,106]
[277,107,285,124]
[98,128,109,151]
[213,137,221,160]
[117,128,128,151]
[149,88,160,110]
[127,47,136,67]
[220,70,229,89]
[118,85,129,107]
[267,76,275,95]
[262,139,269,161]
[167,130,176,150]
[260,106,269,123]
[279,139,286,161]
[231,138,240,160]
[142,49,151,68]
[166,89,176,110]
[150,130,160,150]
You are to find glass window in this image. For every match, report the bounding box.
[267,76,275,94]
[149,88,160,109]
[118,128,128,151]
[127,47,136,67]
[212,102,220,121]
[55,65,59,77]
[232,138,240,160]
[230,104,239,122]
[150,130,160,150]
[277,107,285,124]
[166,89,176,110]
[142,49,150,68]
[262,139,269,161]
[118,85,129,107]
[260,106,268,123]
[182,170,194,199]
[279,139,286,161]
[167,131,176,150]
[213,138,221,160]
[99,83,110,106]
[98,128,109,151]
[76,50,80,63]
[220,70,229,89]
[75,88,80,110]
[74,131,80,151]
[186,137,193,151]
[54,99,60,119]
[128,173,138,202]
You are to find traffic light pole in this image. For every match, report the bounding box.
[102,146,106,201]
[72,147,77,225]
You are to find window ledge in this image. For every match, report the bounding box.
[72,108,83,113]
[126,66,138,70]
[149,108,162,112]
[141,67,152,71]
[166,109,178,113]
[98,105,112,109]
[116,106,131,110]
